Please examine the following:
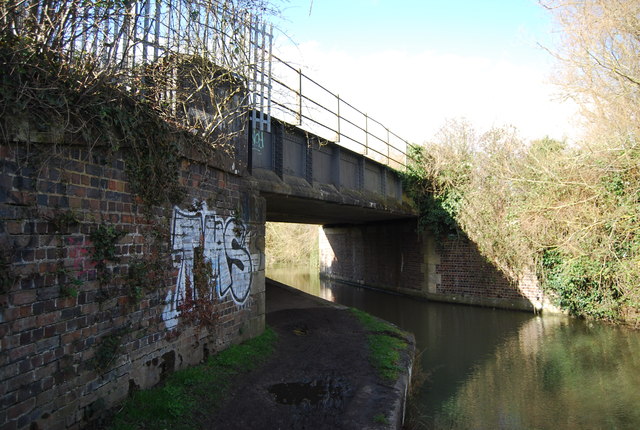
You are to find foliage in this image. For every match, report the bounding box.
[0,33,189,208]
[541,250,621,320]
[176,246,221,329]
[93,330,126,373]
[46,209,80,233]
[402,119,476,237]
[0,0,279,208]
[351,308,409,382]
[125,256,168,303]
[0,0,268,146]
[407,113,640,322]
[366,333,408,382]
[542,0,640,142]
[373,413,389,425]
[90,224,126,263]
[0,249,16,293]
[351,308,404,337]
[57,266,83,298]
[265,222,320,268]
[89,223,126,291]
[109,327,277,429]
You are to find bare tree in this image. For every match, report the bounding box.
[542,0,640,143]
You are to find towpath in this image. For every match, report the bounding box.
[207,279,413,429]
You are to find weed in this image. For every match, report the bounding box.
[90,223,126,299]
[56,266,83,298]
[109,327,277,429]
[93,331,125,373]
[60,281,81,298]
[46,209,80,232]
[350,308,409,383]
[367,333,407,382]
[125,257,164,303]
[373,413,389,425]
[177,247,220,329]
[90,224,126,264]
[351,308,404,336]
[0,250,16,293]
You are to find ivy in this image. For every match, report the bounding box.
[125,256,169,303]
[540,249,620,320]
[401,144,463,237]
[90,223,126,290]
[90,224,126,263]
[93,329,128,373]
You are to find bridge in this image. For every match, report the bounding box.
[249,52,417,224]
[251,119,414,224]
[0,3,549,429]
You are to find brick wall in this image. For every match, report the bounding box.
[436,235,542,305]
[0,141,265,430]
[319,219,425,291]
[319,219,545,311]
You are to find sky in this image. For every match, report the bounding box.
[268,0,579,145]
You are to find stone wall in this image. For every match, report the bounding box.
[319,219,547,312]
[0,141,265,430]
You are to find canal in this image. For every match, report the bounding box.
[267,266,640,429]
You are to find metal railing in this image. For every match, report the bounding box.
[268,53,410,170]
[3,1,410,169]
[3,1,263,73]
[2,0,273,138]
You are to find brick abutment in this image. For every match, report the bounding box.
[0,142,265,429]
[319,220,549,312]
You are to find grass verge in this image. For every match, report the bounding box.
[108,327,277,430]
[350,308,409,383]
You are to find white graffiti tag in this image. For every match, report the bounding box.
[162,202,254,329]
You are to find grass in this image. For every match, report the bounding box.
[373,412,390,425]
[109,327,277,430]
[350,308,409,383]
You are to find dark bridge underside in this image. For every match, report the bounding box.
[254,168,416,225]
[263,192,415,225]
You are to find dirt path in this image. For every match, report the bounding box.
[206,281,407,429]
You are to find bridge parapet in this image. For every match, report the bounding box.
[251,119,415,225]
[267,54,411,171]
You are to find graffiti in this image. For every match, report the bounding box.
[252,127,264,154]
[162,202,256,329]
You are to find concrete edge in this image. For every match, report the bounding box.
[388,332,416,429]
[319,273,553,314]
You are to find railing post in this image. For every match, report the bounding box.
[336,94,341,142]
[386,127,390,166]
[297,68,302,125]
[365,113,369,156]
[154,0,161,61]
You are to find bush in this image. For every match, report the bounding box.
[406,119,640,323]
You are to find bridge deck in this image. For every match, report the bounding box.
[251,119,416,224]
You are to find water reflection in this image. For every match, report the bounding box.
[436,317,640,429]
[267,267,640,430]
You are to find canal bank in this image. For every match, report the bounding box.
[208,279,415,429]
[268,266,640,429]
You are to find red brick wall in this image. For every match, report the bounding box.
[436,236,541,303]
[320,220,544,309]
[0,142,264,430]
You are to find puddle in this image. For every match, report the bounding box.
[268,378,350,408]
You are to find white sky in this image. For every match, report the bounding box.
[270,0,580,145]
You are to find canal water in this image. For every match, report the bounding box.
[267,266,640,430]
